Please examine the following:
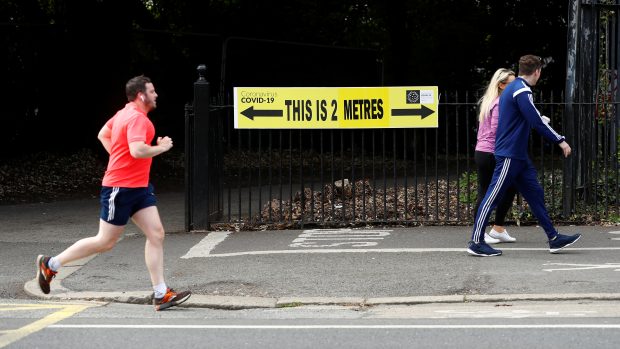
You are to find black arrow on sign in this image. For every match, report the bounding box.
[391,105,434,119]
[241,106,283,120]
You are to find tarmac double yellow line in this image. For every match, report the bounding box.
[0,303,94,348]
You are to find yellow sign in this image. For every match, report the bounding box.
[233,86,438,129]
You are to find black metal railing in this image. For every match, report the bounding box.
[185,84,620,230]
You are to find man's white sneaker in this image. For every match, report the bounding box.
[484,233,501,244]
[488,228,516,242]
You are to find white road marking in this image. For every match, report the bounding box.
[543,263,620,272]
[49,324,620,329]
[181,231,231,259]
[290,229,392,248]
[181,228,620,259]
[188,247,620,258]
[432,309,598,319]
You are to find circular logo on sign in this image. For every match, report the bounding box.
[407,90,420,103]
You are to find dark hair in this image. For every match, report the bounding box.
[125,75,151,102]
[518,55,543,76]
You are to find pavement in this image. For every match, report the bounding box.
[7,191,620,309]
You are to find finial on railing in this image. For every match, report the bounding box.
[197,64,207,81]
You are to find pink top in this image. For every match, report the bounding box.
[475,97,499,153]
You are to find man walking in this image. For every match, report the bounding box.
[467,55,582,257]
[36,76,191,310]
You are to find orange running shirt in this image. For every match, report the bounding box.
[101,102,155,188]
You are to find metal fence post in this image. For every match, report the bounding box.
[564,0,580,217]
[184,103,193,232]
[189,64,211,230]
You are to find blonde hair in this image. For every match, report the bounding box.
[478,68,515,122]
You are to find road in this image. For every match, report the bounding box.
[60,226,620,298]
[2,299,620,348]
[3,194,620,348]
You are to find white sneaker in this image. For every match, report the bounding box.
[484,233,501,244]
[488,228,516,243]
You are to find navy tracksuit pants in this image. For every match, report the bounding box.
[471,156,558,243]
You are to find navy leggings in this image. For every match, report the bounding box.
[471,156,558,243]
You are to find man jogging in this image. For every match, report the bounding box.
[467,55,582,257]
[36,75,191,310]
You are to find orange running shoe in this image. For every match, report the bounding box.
[36,255,57,294]
[153,288,191,311]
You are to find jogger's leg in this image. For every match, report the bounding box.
[54,220,124,267]
[132,206,165,287]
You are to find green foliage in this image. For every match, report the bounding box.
[458,171,477,205]
[606,213,620,224]
[592,167,620,207]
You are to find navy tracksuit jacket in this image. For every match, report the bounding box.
[471,77,565,243]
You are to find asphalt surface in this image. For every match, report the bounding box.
[5,300,620,349]
[1,191,619,309]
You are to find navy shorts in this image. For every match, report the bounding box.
[99,184,157,226]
